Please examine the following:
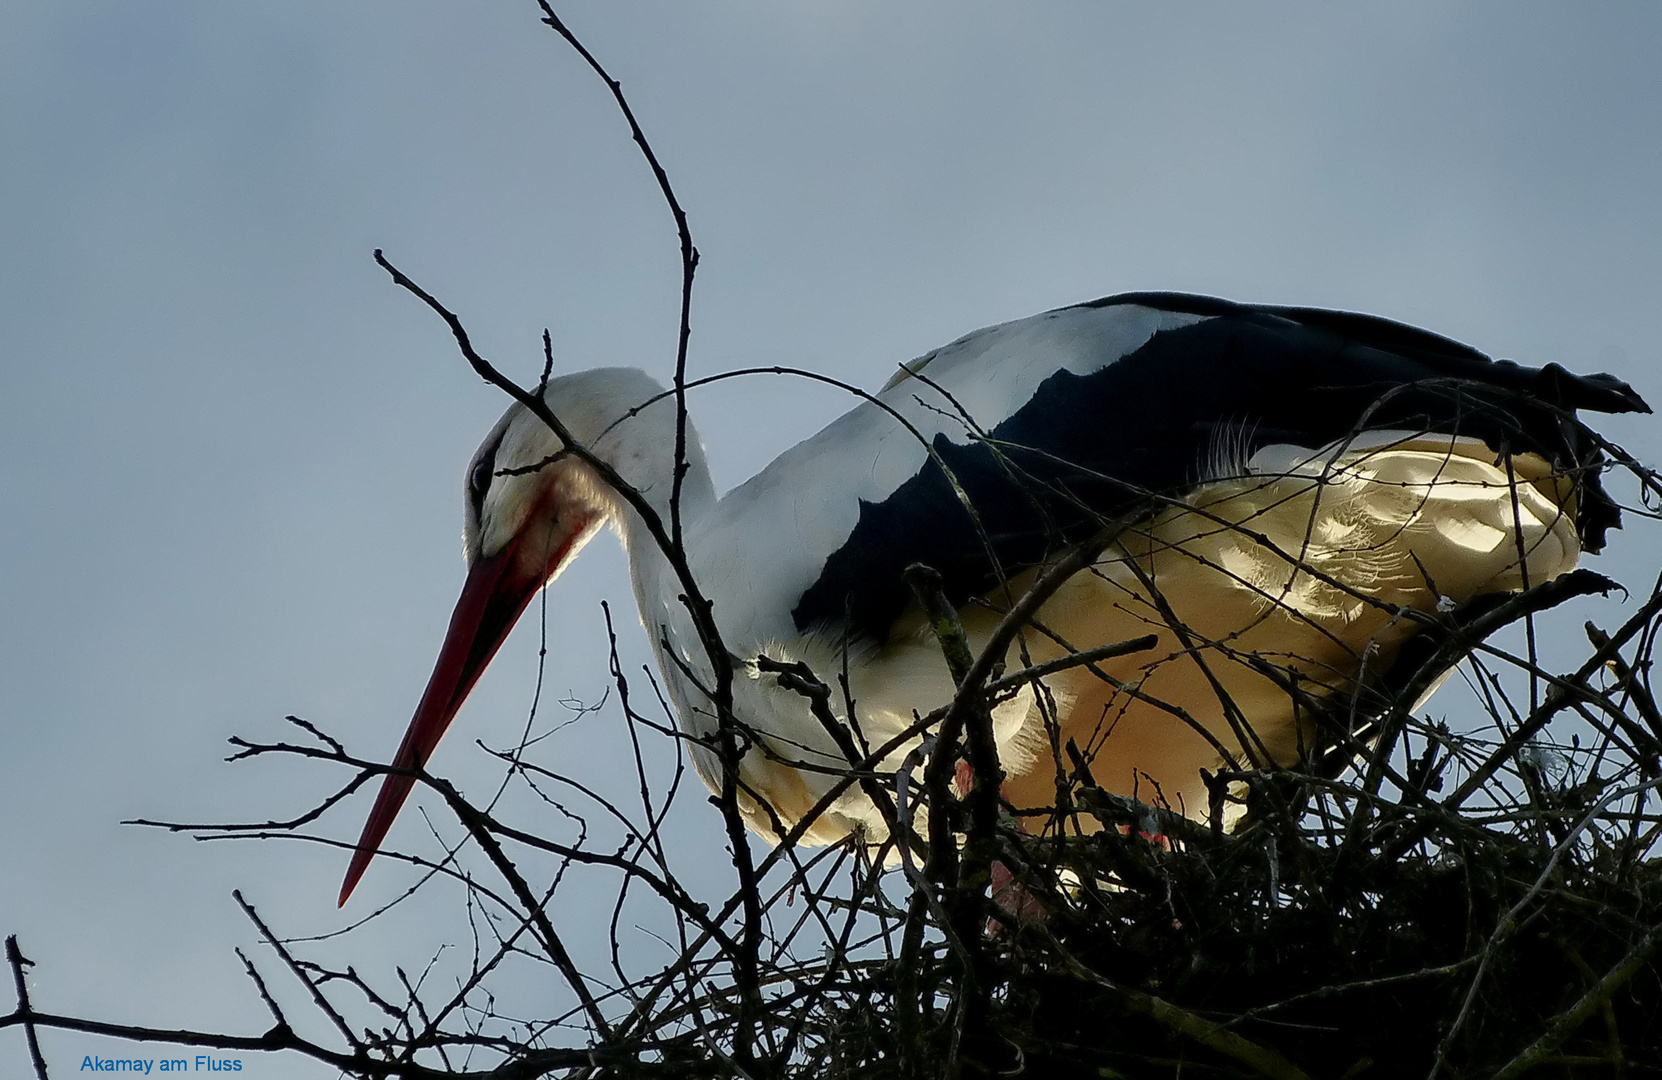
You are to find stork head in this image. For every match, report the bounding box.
[339,367,677,905]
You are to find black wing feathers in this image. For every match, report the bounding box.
[792,294,1647,642]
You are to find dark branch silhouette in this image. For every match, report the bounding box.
[9,5,1662,1079]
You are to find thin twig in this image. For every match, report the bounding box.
[5,936,49,1080]
[234,890,358,1047]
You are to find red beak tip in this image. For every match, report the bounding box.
[338,854,370,907]
[338,544,548,908]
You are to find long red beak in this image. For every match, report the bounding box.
[338,541,542,906]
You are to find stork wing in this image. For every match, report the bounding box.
[778,293,1646,643]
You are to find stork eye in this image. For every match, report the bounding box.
[469,459,494,497]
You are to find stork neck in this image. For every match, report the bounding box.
[617,473,721,735]
[611,423,717,640]
[610,445,716,549]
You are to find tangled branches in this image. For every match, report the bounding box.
[8,438,1662,1079]
[6,6,1661,1080]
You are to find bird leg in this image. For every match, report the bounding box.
[953,759,1048,927]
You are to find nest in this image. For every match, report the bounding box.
[764,569,1662,1080]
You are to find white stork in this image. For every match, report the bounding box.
[339,292,1646,903]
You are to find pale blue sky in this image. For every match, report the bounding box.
[3,3,1660,1074]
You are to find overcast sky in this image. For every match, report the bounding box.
[4,3,1661,1075]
